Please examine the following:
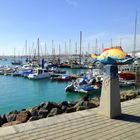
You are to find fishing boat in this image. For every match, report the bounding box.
[28,68,50,79]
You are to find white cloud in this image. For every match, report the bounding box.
[65,0,78,7]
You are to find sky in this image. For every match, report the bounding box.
[0,0,139,55]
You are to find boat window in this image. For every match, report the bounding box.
[38,69,42,74]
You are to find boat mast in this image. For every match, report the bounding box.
[14,48,16,60]
[95,39,98,54]
[37,38,40,63]
[69,40,71,56]
[45,42,47,58]
[87,43,90,55]
[133,11,137,58]
[75,42,77,55]
[111,39,112,47]
[79,31,82,65]
[59,44,61,57]
[65,42,67,56]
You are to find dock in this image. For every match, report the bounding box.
[0,98,140,140]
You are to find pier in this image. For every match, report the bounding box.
[0,98,140,140]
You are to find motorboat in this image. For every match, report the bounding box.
[28,68,50,79]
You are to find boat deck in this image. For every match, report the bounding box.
[0,98,140,140]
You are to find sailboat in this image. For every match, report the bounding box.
[11,48,22,65]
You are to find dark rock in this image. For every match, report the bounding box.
[5,114,17,122]
[68,101,78,107]
[30,109,39,117]
[7,110,19,115]
[38,109,49,118]
[32,106,41,111]
[61,101,69,107]
[16,111,30,123]
[76,106,86,111]
[0,116,4,126]
[1,114,7,123]
[42,102,60,111]
[74,101,84,108]
[84,102,97,109]
[61,105,67,112]
[47,108,63,117]
[21,109,26,111]
[28,116,40,121]
[65,107,76,113]
[39,102,46,108]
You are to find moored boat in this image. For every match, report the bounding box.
[28,68,50,79]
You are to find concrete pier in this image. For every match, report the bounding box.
[99,65,121,118]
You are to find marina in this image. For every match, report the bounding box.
[0,52,138,115]
[0,0,140,139]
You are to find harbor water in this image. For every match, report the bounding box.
[0,59,136,114]
[0,60,91,114]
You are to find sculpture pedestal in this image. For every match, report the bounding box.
[99,65,121,118]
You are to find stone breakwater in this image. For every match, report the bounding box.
[0,90,139,127]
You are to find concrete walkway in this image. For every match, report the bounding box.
[0,98,140,140]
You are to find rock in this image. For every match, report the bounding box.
[74,101,84,108]
[38,109,49,118]
[76,106,86,111]
[120,96,126,102]
[5,114,17,122]
[42,102,60,111]
[68,101,78,107]
[26,108,32,113]
[7,110,19,115]
[121,91,137,100]
[86,102,97,109]
[47,108,63,117]
[60,101,69,107]
[32,106,41,111]
[2,121,21,127]
[1,114,7,123]
[21,109,26,111]
[16,111,30,123]
[28,116,40,121]
[61,105,67,112]
[39,102,46,108]
[65,107,76,113]
[30,109,39,117]
[0,116,4,126]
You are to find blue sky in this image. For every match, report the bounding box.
[0,0,139,55]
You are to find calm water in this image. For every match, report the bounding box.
[0,59,135,114]
[0,60,91,114]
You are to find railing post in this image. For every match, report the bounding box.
[99,65,121,118]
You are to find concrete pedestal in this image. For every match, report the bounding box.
[99,65,121,118]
